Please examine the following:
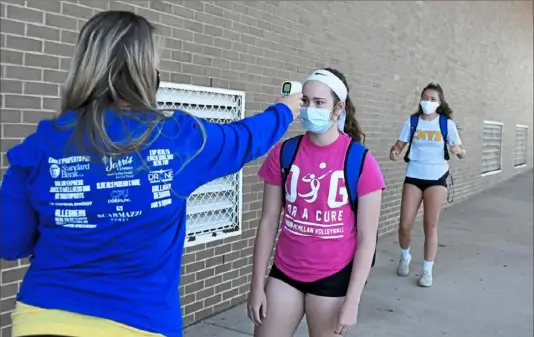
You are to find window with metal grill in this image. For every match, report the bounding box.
[157,82,245,247]
[481,121,503,175]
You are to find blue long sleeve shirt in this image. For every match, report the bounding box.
[0,103,293,336]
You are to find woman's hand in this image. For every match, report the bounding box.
[389,147,400,161]
[389,141,406,162]
[276,93,303,120]
[247,286,268,325]
[449,144,466,158]
[334,299,359,335]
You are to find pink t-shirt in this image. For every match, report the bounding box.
[258,133,385,282]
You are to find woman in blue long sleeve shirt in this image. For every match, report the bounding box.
[0,10,302,337]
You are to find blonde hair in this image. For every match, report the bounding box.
[58,10,165,157]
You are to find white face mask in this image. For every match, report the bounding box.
[420,100,440,115]
[299,107,346,134]
[299,107,334,134]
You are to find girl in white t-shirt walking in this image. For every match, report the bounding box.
[389,83,466,287]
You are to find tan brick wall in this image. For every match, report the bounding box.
[1,0,533,335]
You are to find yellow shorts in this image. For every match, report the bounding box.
[12,302,164,337]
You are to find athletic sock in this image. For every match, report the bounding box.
[423,260,434,273]
[401,247,411,259]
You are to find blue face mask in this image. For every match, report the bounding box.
[299,107,334,134]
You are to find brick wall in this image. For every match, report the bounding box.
[1,0,533,335]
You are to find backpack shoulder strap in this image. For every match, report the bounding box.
[439,115,450,160]
[439,114,449,140]
[280,135,304,206]
[410,114,420,138]
[344,140,368,213]
[403,115,420,163]
[344,140,379,269]
[280,135,303,171]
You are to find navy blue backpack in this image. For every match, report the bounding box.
[279,135,378,268]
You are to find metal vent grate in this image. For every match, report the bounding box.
[514,125,528,167]
[157,82,245,247]
[481,121,503,175]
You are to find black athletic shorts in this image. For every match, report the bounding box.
[404,171,449,192]
[269,262,353,297]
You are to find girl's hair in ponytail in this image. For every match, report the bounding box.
[324,68,365,144]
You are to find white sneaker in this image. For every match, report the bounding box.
[418,270,433,287]
[397,255,411,276]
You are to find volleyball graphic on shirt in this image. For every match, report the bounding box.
[286,162,348,209]
[283,161,349,240]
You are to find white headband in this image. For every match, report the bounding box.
[305,69,348,132]
[305,69,348,102]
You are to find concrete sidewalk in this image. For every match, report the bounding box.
[184,170,534,337]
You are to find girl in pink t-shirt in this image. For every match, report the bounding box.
[247,68,385,337]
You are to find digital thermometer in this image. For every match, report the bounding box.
[281,81,302,97]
